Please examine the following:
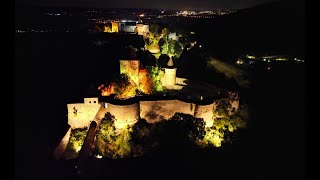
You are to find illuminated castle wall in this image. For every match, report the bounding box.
[194,103,217,127]
[67,96,238,130]
[67,97,101,128]
[136,23,149,38]
[105,103,140,129]
[140,100,195,123]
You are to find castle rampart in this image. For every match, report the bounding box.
[67,98,101,128]
[140,99,195,123]
[67,95,239,130]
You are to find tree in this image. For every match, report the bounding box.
[158,54,169,68]
[150,24,159,34]
[169,113,206,142]
[95,112,132,158]
[161,28,170,39]
[174,41,183,57]
[160,39,169,54]
[138,50,157,67]
[130,119,153,156]
[64,128,88,159]
[197,102,248,148]
[146,65,164,92]
[113,73,137,99]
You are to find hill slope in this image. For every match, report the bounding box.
[196,0,305,60]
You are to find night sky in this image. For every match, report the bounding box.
[15,0,276,10]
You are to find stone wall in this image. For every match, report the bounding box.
[105,102,140,129]
[140,99,195,123]
[194,103,215,127]
[175,77,188,86]
[53,127,71,160]
[67,96,238,129]
[67,98,101,128]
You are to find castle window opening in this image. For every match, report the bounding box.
[94,101,96,103]
[89,101,91,103]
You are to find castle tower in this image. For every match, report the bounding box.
[163,56,177,90]
[111,21,119,33]
[136,22,144,36]
[136,21,149,39]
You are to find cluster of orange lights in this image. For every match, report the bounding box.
[138,69,153,95]
[98,83,115,96]
[98,69,153,97]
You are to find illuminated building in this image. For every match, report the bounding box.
[136,20,149,39]
[163,56,177,90]
[119,20,137,33]
[111,20,119,33]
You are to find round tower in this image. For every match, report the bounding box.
[163,56,177,90]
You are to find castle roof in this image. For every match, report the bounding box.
[167,56,174,67]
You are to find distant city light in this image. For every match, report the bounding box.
[275,58,288,61]
[199,45,202,48]
[246,55,256,59]
[139,14,145,17]
[95,154,103,159]
[236,60,244,65]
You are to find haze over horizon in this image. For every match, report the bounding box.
[15,0,281,10]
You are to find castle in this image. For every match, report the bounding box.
[53,58,239,160]
[66,58,239,130]
[104,19,150,39]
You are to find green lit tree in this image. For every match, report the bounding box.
[198,102,248,148]
[150,24,160,34]
[95,113,133,158]
[113,73,137,99]
[158,54,169,68]
[64,128,88,159]
[146,66,164,92]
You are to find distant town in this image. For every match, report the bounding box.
[15,7,237,33]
